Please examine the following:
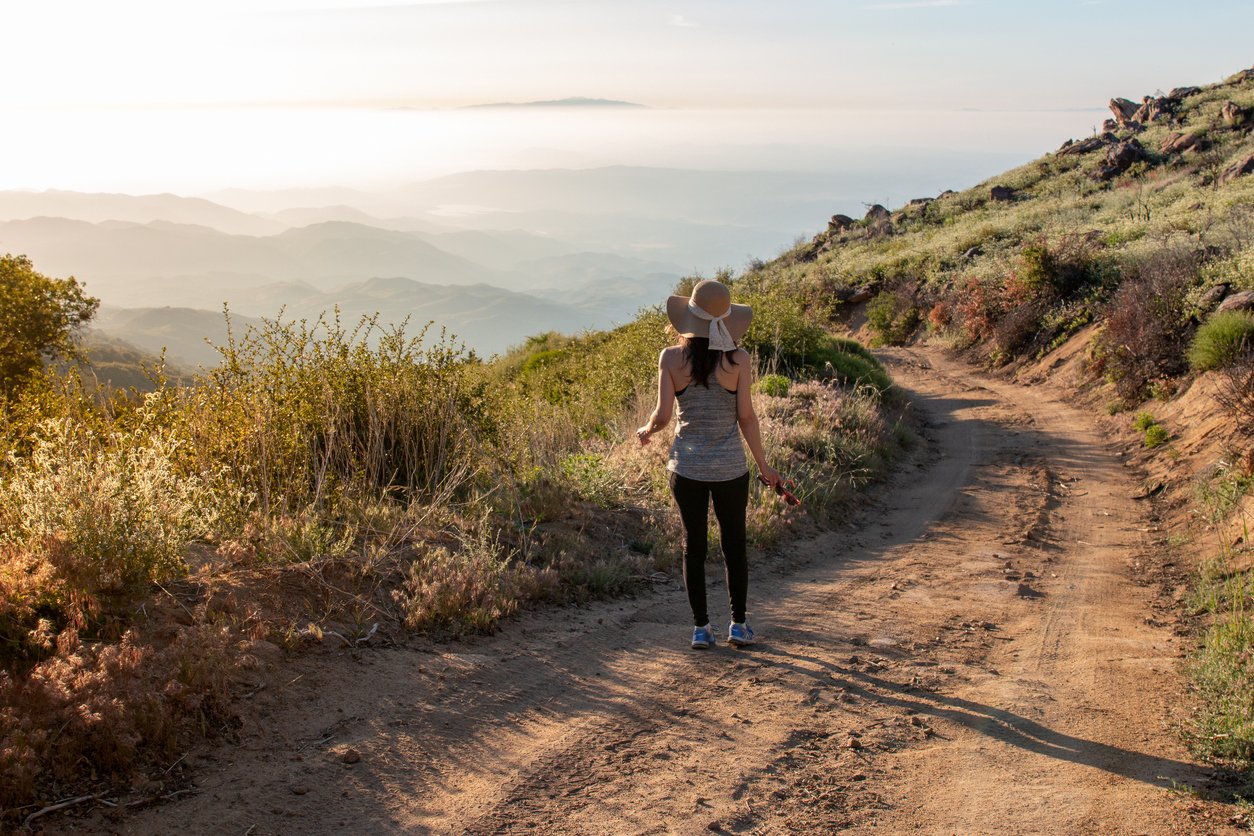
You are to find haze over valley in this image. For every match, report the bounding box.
[0,134,1045,367]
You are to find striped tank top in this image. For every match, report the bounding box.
[667,380,749,482]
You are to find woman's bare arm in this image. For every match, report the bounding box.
[636,348,678,445]
[733,351,781,485]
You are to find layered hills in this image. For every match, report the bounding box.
[0,166,870,369]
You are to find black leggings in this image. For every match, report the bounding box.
[669,470,750,627]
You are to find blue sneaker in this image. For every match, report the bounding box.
[691,624,714,650]
[728,622,756,647]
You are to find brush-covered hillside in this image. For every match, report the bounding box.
[752,67,1253,384]
[737,65,1254,786]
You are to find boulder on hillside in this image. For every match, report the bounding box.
[1169,86,1202,100]
[828,213,855,232]
[1131,95,1180,125]
[1225,67,1254,85]
[834,286,875,305]
[1109,97,1140,125]
[864,204,891,222]
[1221,100,1249,128]
[1095,138,1148,181]
[1198,283,1231,311]
[1216,290,1254,314]
[1220,152,1254,186]
[907,197,933,207]
[938,189,957,198]
[1159,131,1207,155]
[989,185,1015,202]
[1057,132,1115,156]
[1103,118,1119,132]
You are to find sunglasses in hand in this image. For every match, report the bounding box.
[757,474,801,507]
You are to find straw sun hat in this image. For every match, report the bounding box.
[666,279,752,351]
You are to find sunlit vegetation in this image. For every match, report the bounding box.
[0,249,906,812]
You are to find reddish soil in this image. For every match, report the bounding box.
[69,346,1240,834]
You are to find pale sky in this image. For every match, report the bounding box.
[2,0,1252,190]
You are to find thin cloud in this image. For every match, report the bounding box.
[669,13,698,27]
[862,0,969,9]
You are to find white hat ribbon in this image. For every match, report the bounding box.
[687,299,736,351]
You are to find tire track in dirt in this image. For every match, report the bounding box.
[90,345,1218,835]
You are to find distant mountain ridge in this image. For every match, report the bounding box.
[0,190,282,236]
[460,97,646,109]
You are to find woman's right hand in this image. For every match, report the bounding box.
[758,463,783,489]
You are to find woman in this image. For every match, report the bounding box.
[636,279,784,649]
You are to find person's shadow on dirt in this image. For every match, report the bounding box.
[751,643,1202,789]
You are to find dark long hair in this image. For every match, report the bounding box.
[681,335,738,387]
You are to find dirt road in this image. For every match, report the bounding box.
[88,346,1222,834]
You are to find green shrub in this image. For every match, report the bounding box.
[0,414,211,595]
[559,452,622,507]
[824,351,892,394]
[1131,411,1169,448]
[866,291,921,346]
[755,374,791,397]
[1187,311,1254,371]
[1143,423,1169,448]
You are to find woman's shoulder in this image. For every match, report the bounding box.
[659,345,686,367]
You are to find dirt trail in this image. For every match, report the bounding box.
[85,346,1225,835]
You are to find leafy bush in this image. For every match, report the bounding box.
[1092,247,1198,401]
[824,351,892,395]
[0,414,211,597]
[0,254,98,399]
[866,290,921,346]
[559,452,623,507]
[755,374,791,397]
[1188,310,1254,371]
[1131,411,1169,447]
[190,313,491,519]
[1143,423,1169,448]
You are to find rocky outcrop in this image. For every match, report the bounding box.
[989,185,1015,201]
[1226,67,1254,85]
[1095,138,1147,181]
[1220,152,1254,186]
[1057,132,1116,156]
[1131,94,1179,125]
[833,286,875,305]
[864,204,891,222]
[827,214,855,232]
[907,197,933,207]
[1169,86,1202,100]
[1198,283,1231,311]
[1221,101,1249,128]
[1216,290,1254,314]
[1159,131,1207,155]
[1109,97,1140,125]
